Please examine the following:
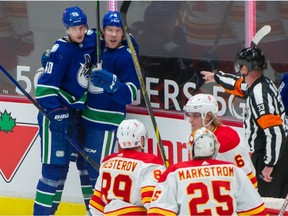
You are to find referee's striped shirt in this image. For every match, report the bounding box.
[214,71,288,166]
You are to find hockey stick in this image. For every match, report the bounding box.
[0,65,100,171]
[250,25,271,46]
[95,0,101,67]
[120,1,169,168]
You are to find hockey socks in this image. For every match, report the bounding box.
[80,170,94,210]
[33,177,59,215]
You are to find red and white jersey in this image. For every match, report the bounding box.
[89,150,165,215]
[214,125,258,188]
[147,159,268,216]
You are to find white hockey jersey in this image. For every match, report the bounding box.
[147,159,268,216]
[89,150,165,215]
[188,125,257,188]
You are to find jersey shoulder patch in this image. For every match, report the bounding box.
[50,44,59,53]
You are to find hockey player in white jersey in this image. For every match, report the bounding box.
[183,93,258,188]
[147,127,268,215]
[89,119,165,215]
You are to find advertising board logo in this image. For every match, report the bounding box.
[0,110,38,182]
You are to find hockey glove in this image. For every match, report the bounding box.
[47,107,70,133]
[41,49,51,68]
[91,68,121,93]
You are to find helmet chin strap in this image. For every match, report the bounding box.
[202,114,215,128]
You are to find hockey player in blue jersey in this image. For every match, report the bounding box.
[80,11,140,187]
[33,6,97,215]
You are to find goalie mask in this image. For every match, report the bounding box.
[188,127,219,159]
[183,94,218,127]
[117,119,148,149]
[234,46,267,73]
[62,6,87,28]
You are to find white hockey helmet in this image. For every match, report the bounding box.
[190,127,219,159]
[184,93,218,116]
[183,93,218,126]
[117,119,148,149]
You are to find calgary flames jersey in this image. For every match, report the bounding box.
[187,125,258,188]
[89,150,165,215]
[214,125,258,188]
[147,159,268,216]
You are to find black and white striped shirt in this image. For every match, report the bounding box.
[215,71,287,166]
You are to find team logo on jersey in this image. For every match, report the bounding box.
[0,110,38,182]
[77,54,91,88]
[88,79,104,94]
[86,29,93,35]
[50,44,59,53]
[127,47,132,54]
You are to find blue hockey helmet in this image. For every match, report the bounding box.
[102,11,123,28]
[62,6,87,28]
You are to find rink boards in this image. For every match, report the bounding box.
[0,97,286,215]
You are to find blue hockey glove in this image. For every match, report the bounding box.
[41,49,51,68]
[91,67,121,93]
[47,107,70,133]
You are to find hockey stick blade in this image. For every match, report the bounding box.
[250,25,271,46]
[120,1,169,168]
[0,65,100,171]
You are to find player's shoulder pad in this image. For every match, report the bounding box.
[214,125,240,153]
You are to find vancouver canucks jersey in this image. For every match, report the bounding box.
[81,38,140,131]
[35,29,97,112]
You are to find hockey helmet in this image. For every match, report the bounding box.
[102,11,123,28]
[184,94,218,118]
[190,127,219,159]
[234,46,267,73]
[62,6,87,28]
[117,119,148,149]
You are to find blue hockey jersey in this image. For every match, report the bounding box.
[81,38,140,131]
[35,29,97,111]
[279,72,288,116]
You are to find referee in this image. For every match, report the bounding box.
[201,46,288,198]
